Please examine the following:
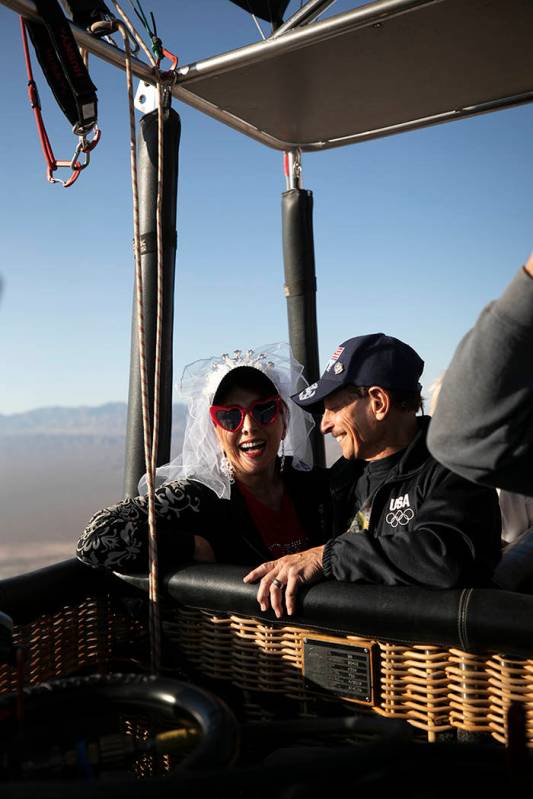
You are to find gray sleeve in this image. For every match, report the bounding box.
[427,267,533,496]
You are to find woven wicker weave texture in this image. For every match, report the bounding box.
[166,606,533,747]
[1,599,532,748]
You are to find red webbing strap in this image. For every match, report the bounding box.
[20,18,81,188]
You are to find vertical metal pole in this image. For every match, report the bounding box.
[282,149,325,467]
[123,106,181,498]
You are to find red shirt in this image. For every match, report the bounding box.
[237,482,309,558]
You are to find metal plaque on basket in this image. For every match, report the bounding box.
[303,636,375,704]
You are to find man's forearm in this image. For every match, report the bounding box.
[428,261,533,494]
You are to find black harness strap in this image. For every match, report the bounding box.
[61,0,115,31]
[25,0,97,133]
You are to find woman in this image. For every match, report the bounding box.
[76,344,329,572]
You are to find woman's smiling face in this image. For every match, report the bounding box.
[213,387,285,481]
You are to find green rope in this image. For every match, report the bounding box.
[126,0,163,62]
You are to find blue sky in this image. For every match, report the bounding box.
[0,0,532,414]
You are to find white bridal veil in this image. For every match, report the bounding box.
[139,342,315,499]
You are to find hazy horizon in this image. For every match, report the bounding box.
[0,402,183,577]
[0,399,127,416]
[0,401,340,578]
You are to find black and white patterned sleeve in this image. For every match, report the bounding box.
[76,481,203,572]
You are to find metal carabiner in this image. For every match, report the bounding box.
[69,125,101,171]
[48,160,81,188]
[160,47,178,72]
[82,125,101,153]
[157,52,178,110]
[70,140,90,172]
[93,18,140,54]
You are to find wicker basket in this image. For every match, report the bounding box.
[164,605,533,747]
[0,595,147,694]
[2,595,532,748]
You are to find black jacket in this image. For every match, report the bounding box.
[77,460,330,573]
[322,417,501,588]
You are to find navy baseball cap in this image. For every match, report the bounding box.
[292,333,424,413]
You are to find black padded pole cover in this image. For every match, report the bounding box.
[0,559,125,624]
[119,563,533,659]
[123,108,181,498]
[282,188,324,466]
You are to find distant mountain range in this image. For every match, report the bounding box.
[0,403,188,575]
[0,402,186,436]
[0,401,339,577]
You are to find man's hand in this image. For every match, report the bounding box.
[243,546,325,618]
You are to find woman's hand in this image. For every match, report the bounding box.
[243,546,325,619]
[193,536,216,562]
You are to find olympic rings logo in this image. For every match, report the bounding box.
[385,508,414,527]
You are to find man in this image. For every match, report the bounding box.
[244,333,501,618]
[428,253,533,497]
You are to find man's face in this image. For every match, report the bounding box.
[320,387,379,461]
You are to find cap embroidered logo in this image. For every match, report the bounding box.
[299,383,318,401]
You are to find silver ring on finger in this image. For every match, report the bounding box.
[272,578,284,589]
